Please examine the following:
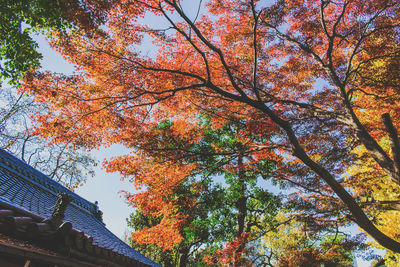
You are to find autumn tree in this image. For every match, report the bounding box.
[346,143,400,265]
[261,212,366,267]
[0,87,96,189]
[23,0,400,254]
[120,117,281,266]
[127,210,176,267]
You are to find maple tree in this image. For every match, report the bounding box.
[23,0,400,255]
[262,212,366,266]
[346,142,400,265]
[127,210,176,266]
[124,118,281,266]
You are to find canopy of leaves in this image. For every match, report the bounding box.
[262,213,366,267]
[22,0,400,258]
[120,118,281,265]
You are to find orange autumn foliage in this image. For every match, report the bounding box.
[105,153,198,250]
[203,233,254,267]
[23,0,400,255]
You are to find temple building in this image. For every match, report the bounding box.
[0,148,160,267]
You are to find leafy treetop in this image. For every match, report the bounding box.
[23,0,400,254]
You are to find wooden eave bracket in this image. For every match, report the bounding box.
[0,241,98,267]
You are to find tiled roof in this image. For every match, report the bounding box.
[0,148,160,267]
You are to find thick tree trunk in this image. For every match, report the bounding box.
[234,150,247,266]
[178,246,189,267]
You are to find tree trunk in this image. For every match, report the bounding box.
[235,149,247,266]
[178,246,189,267]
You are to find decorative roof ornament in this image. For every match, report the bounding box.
[94,200,104,223]
[45,193,73,228]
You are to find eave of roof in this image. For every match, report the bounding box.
[0,236,98,267]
